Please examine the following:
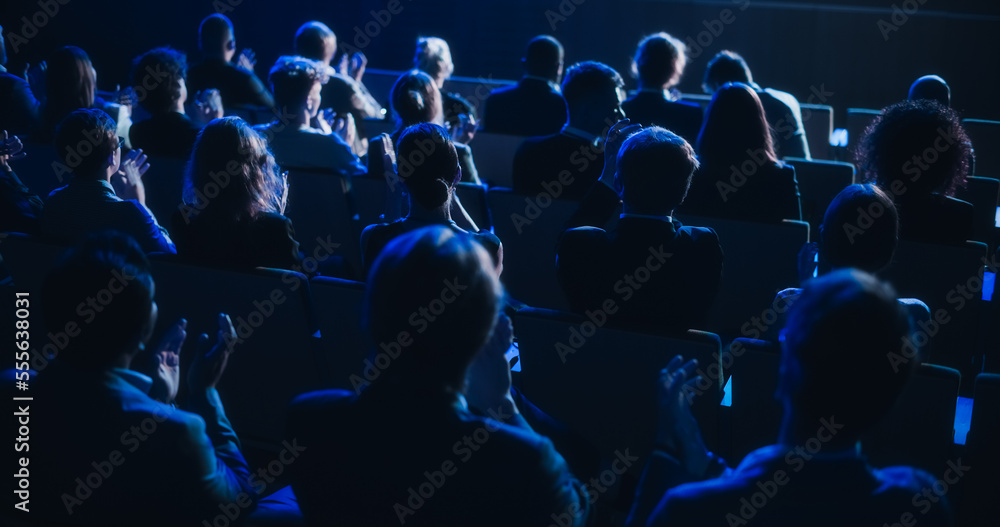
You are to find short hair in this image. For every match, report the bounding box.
[365,226,501,388]
[632,32,687,89]
[414,37,453,81]
[131,47,188,115]
[856,99,971,197]
[199,14,234,52]
[820,184,899,273]
[268,56,328,112]
[617,127,699,215]
[908,75,951,108]
[396,123,459,209]
[780,269,913,440]
[55,109,118,178]
[294,21,336,61]
[523,35,563,77]
[702,50,752,94]
[390,70,441,129]
[42,232,155,368]
[561,61,624,115]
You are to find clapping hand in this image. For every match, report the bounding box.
[236,49,257,72]
[449,113,476,145]
[188,314,238,392]
[464,314,516,414]
[148,319,187,404]
[113,148,150,204]
[599,119,642,189]
[656,355,712,476]
[348,52,367,83]
[0,131,27,170]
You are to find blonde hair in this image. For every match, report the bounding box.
[414,36,454,81]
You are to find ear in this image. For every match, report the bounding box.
[452,164,462,187]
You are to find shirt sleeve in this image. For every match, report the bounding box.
[126,200,177,254]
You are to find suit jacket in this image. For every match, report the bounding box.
[758,87,810,160]
[558,182,723,332]
[26,363,257,527]
[188,58,274,110]
[0,167,44,235]
[628,446,951,527]
[512,132,603,199]
[129,111,200,160]
[287,384,590,527]
[0,70,41,136]
[681,161,802,223]
[896,193,975,245]
[480,77,567,137]
[622,92,703,145]
[171,210,302,271]
[361,217,502,274]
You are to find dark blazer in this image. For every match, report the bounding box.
[622,92,703,145]
[188,57,275,110]
[287,385,590,527]
[512,132,603,199]
[557,183,723,332]
[171,210,302,271]
[361,217,502,274]
[758,87,810,160]
[129,111,200,160]
[481,77,567,137]
[681,161,802,223]
[896,193,975,245]
[0,167,44,234]
[0,71,41,136]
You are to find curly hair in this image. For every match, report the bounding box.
[268,55,329,113]
[131,47,188,115]
[855,99,971,197]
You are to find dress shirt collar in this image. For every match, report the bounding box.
[523,75,561,93]
[110,367,153,395]
[560,125,600,145]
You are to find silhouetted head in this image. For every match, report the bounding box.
[819,184,898,274]
[523,35,564,83]
[131,47,188,115]
[396,123,460,210]
[42,232,157,370]
[632,32,687,90]
[702,50,752,94]
[561,61,625,135]
[294,21,338,65]
[697,82,776,168]
[365,226,502,392]
[199,14,236,62]
[268,56,328,117]
[617,126,699,216]
[45,46,97,129]
[778,269,912,447]
[414,37,454,88]
[55,109,120,180]
[184,117,284,220]
[856,99,971,197]
[908,75,950,108]
[391,70,443,130]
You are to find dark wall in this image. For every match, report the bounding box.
[2,0,998,121]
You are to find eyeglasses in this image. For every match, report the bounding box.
[116,137,126,150]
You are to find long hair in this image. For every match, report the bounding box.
[696,82,776,170]
[44,46,97,132]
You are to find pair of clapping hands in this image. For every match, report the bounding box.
[147,315,240,405]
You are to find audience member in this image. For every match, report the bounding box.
[702,51,810,160]
[0,26,41,136]
[558,122,723,331]
[128,47,201,159]
[908,74,950,107]
[622,33,703,144]
[254,56,365,177]
[288,225,590,526]
[682,82,802,223]
[480,35,568,136]
[513,61,625,199]
[41,109,172,253]
[856,99,974,245]
[414,36,477,130]
[172,116,301,269]
[0,130,43,233]
[188,14,274,110]
[35,46,117,143]
[625,269,951,527]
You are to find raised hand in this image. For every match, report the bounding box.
[332,112,357,151]
[148,319,187,404]
[656,355,712,476]
[449,113,476,145]
[236,48,257,72]
[349,52,368,83]
[23,61,47,96]
[600,119,642,188]
[188,313,238,392]
[114,148,150,204]
[0,131,27,170]
[464,314,516,414]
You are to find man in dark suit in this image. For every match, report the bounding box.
[626,269,953,527]
[187,14,274,111]
[513,61,625,199]
[480,35,568,137]
[622,33,703,145]
[557,122,723,332]
[128,47,201,160]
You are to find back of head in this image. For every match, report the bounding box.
[780,269,912,443]
[364,226,501,389]
[702,50,752,94]
[697,82,775,167]
[632,32,687,89]
[414,37,453,81]
[268,56,328,113]
[42,232,155,369]
[561,61,624,116]
[294,21,336,62]
[131,47,187,115]
[184,116,282,220]
[908,75,950,108]
[55,108,117,179]
[396,123,459,209]
[523,35,563,80]
[199,14,234,54]
[45,46,96,127]
[390,70,441,128]
[820,184,898,273]
[617,126,699,215]
[856,99,971,197]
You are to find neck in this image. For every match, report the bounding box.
[637,81,666,93]
[778,409,858,453]
[292,108,312,130]
[407,194,453,223]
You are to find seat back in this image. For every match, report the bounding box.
[455,182,491,229]
[141,155,188,227]
[309,276,370,390]
[284,169,363,280]
[13,143,65,198]
[954,176,999,243]
[469,133,527,188]
[963,118,1000,177]
[363,117,396,139]
[350,175,406,232]
[799,104,834,160]
[728,338,783,460]
[514,307,723,475]
[962,372,1000,524]
[784,157,855,238]
[846,108,881,151]
[0,234,68,340]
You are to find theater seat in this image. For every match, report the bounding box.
[309,276,370,391]
[0,234,68,341]
[784,157,855,239]
[963,118,1000,177]
[845,108,881,152]
[961,373,1000,525]
[470,132,527,188]
[728,338,783,460]
[454,182,491,229]
[283,168,364,280]
[954,176,999,244]
[799,103,834,160]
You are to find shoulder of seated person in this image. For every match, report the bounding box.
[290,389,357,410]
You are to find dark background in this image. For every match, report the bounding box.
[2,0,998,121]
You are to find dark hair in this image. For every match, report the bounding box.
[820,184,898,273]
[364,226,501,390]
[0,26,7,66]
[702,50,752,94]
[561,61,624,115]
[44,46,96,131]
[199,14,234,52]
[294,21,336,62]
[390,70,441,130]
[780,269,912,442]
[697,82,777,169]
[632,32,687,89]
[396,123,459,209]
[131,47,188,115]
[42,232,155,368]
[524,35,563,78]
[617,127,699,215]
[908,75,950,107]
[268,56,328,113]
[856,99,971,197]
[55,109,118,178]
